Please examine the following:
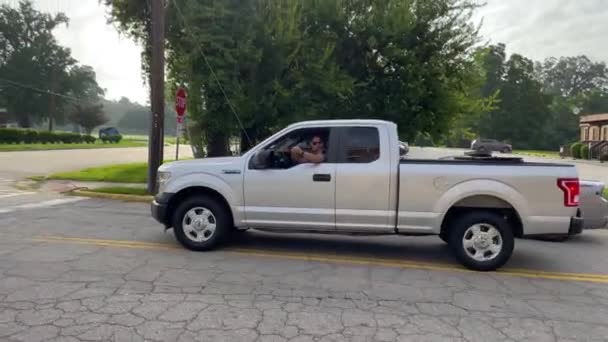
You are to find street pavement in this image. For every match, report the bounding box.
[1,146,608,341]
[1,198,608,341]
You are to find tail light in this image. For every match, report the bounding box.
[557,178,580,207]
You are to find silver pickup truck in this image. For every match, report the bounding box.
[151,120,584,271]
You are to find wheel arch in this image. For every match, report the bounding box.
[440,195,524,239]
[436,180,528,238]
[167,186,234,228]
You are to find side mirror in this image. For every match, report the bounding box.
[249,150,272,169]
[399,143,409,157]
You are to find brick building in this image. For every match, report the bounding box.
[579,113,608,160]
[580,113,608,142]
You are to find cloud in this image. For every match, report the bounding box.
[15,0,607,104]
[27,0,148,104]
[472,0,608,63]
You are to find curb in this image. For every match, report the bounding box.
[70,189,153,203]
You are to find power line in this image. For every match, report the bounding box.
[172,0,252,146]
[0,77,83,102]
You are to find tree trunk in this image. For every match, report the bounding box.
[206,130,229,157]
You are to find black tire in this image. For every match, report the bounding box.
[478,146,487,153]
[501,147,511,154]
[447,210,514,271]
[439,231,449,244]
[172,195,231,251]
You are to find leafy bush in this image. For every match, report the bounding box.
[57,132,85,144]
[0,129,23,144]
[83,136,96,144]
[0,128,93,144]
[23,130,38,143]
[36,131,57,144]
[581,144,590,159]
[570,142,583,159]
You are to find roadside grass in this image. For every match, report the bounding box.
[49,162,149,183]
[0,139,146,152]
[87,186,149,196]
[513,150,560,158]
[121,134,178,145]
[47,158,186,183]
[27,175,46,182]
[604,188,608,200]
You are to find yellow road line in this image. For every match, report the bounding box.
[29,237,180,251]
[228,248,608,283]
[12,234,608,284]
[32,235,179,249]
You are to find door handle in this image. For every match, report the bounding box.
[313,174,331,182]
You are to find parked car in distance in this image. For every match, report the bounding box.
[471,138,512,153]
[151,119,583,272]
[98,127,122,143]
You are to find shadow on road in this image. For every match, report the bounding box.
[227,229,456,265]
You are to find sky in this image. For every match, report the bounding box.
[5,0,608,105]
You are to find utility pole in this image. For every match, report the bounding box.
[48,64,58,132]
[147,0,165,194]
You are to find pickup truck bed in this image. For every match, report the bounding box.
[398,158,578,237]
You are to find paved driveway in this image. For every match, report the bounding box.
[0,145,193,179]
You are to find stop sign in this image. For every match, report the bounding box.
[175,87,187,120]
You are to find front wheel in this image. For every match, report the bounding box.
[448,211,514,271]
[172,196,231,251]
[501,147,511,154]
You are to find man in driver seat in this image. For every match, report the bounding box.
[290,135,325,164]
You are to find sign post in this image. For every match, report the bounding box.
[175,87,187,160]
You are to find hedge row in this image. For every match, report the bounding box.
[570,142,584,159]
[0,129,96,144]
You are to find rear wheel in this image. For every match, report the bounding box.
[448,210,514,271]
[478,146,487,153]
[501,147,511,153]
[172,195,231,251]
[439,231,449,244]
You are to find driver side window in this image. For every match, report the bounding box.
[249,127,331,169]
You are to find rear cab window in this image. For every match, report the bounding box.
[339,127,380,163]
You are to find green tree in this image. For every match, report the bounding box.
[0,1,73,128]
[535,55,608,147]
[536,56,608,97]
[68,104,108,135]
[445,47,498,147]
[0,1,103,131]
[478,53,551,149]
[582,90,608,114]
[107,0,485,156]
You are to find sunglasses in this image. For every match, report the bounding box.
[311,141,322,145]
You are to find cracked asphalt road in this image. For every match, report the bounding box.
[1,197,608,341]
